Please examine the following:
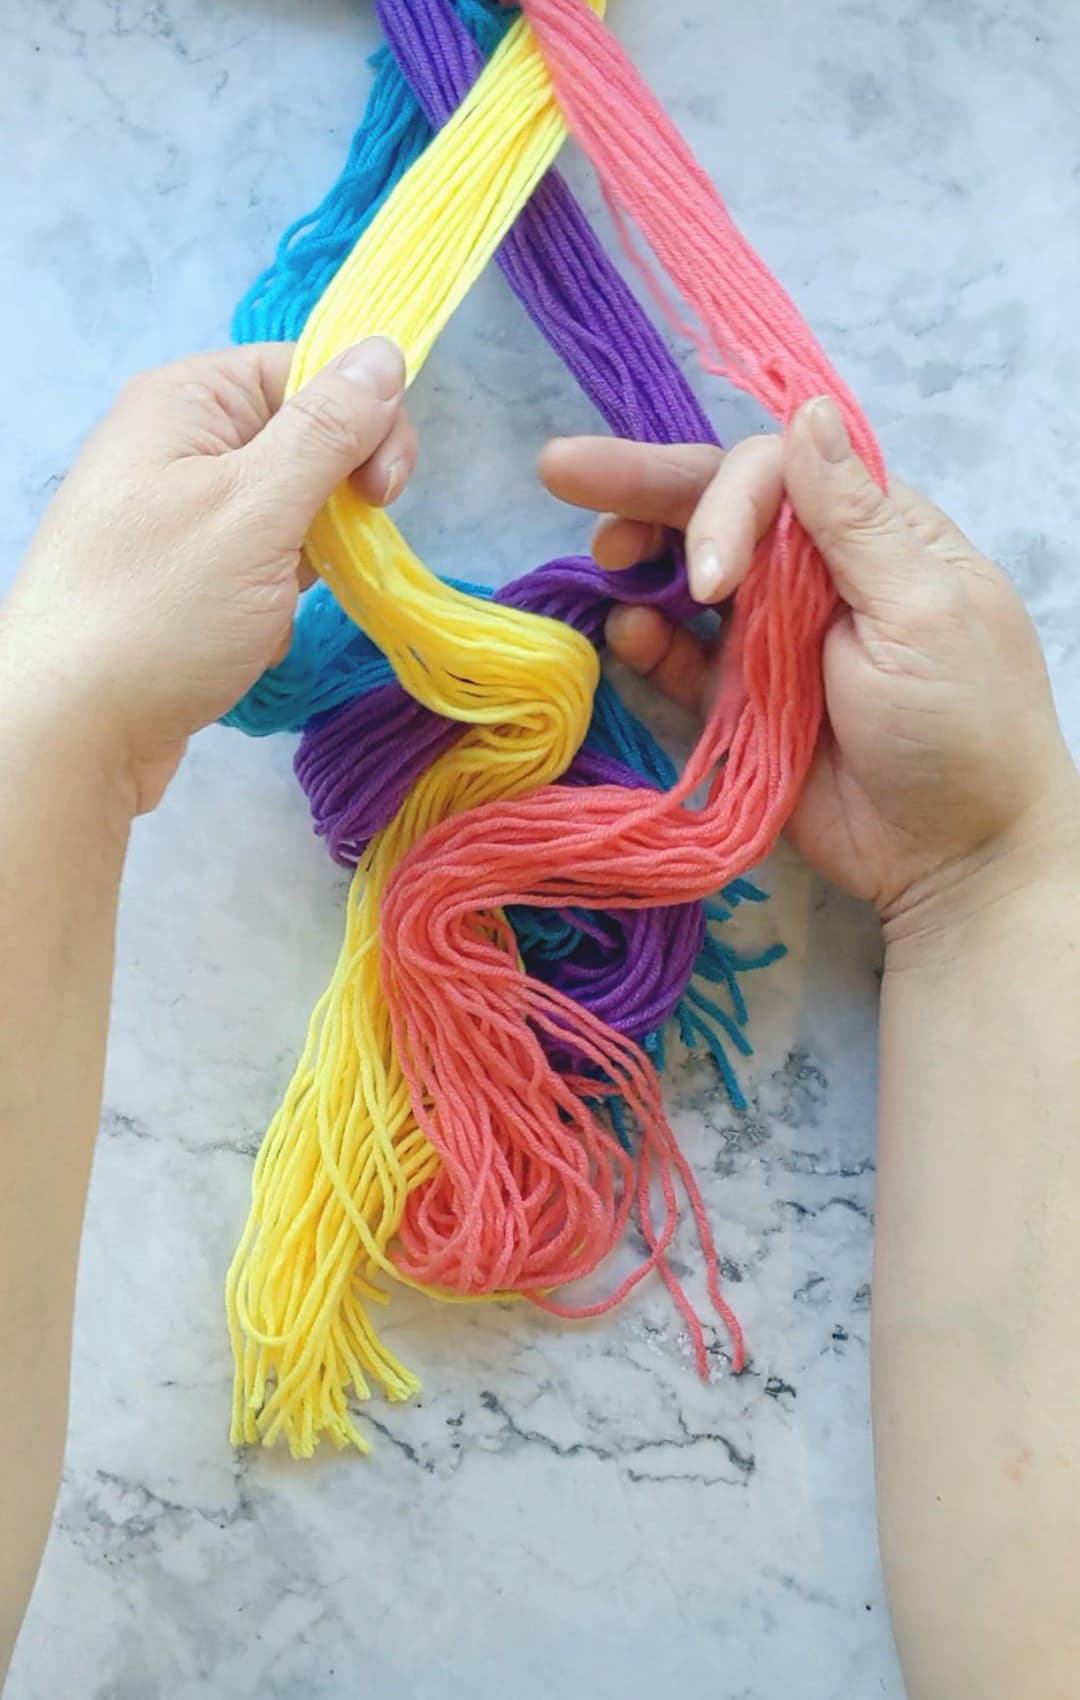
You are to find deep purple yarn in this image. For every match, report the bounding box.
[378,0,715,456]
[296,0,724,1047]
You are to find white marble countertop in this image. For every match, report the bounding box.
[3,2,1079,1696]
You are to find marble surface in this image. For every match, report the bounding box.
[3,1,1080,1695]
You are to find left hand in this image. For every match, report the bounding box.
[2,338,416,812]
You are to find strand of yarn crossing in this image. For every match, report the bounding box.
[373,0,886,1355]
[379,0,714,443]
[228,0,746,1082]
[229,0,747,1076]
[224,573,489,737]
[292,565,782,1076]
[285,6,605,709]
[227,554,780,1101]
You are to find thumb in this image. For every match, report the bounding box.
[784,397,940,621]
[236,337,406,529]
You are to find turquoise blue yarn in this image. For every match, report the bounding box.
[668,895,786,1111]
[222,578,488,736]
[232,0,511,344]
[586,670,678,788]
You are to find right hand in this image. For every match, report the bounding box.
[540,398,1080,931]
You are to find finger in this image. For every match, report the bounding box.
[591,515,665,573]
[685,434,784,603]
[241,342,298,416]
[605,604,713,719]
[235,337,405,529]
[350,409,418,507]
[784,398,949,624]
[540,436,725,530]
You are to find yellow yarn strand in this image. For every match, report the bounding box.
[226,5,606,1457]
[294,12,599,727]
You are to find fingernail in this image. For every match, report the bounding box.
[382,459,405,505]
[806,396,850,463]
[341,337,405,402]
[690,542,728,604]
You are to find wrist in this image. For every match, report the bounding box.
[0,604,139,835]
[882,785,1080,974]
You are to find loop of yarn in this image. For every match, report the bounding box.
[290,560,782,1080]
[293,554,692,859]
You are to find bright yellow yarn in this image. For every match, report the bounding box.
[294,11,601,730]
[226,5,606,1456]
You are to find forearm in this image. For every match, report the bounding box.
[873,831,1080,1700]
[0,340,413,1683]
[0,650,133,1678]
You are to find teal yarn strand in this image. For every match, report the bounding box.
[585,668,678,789]
[232,1,511,344]
[232,49,426,343]
[222,577,489,736]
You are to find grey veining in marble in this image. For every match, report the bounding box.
[3,2,1079,1696]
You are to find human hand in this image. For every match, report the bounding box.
[541,400,1080,931]
[1,338,416,813]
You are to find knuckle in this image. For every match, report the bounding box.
[893,578,966,646]
[733,432,783,475]
[814,476,896,562]
[116,368,163,411]
[650,445,725,520]
[835,471,893,536]
[895,486,981,565]
[287,382,356,453]
[653,444,724,482]
[903,497,954,551]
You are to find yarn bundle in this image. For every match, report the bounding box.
[224,0,880,1457]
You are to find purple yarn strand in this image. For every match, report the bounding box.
[378,0,716,452]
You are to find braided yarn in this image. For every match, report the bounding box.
[222,0,881,1454]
